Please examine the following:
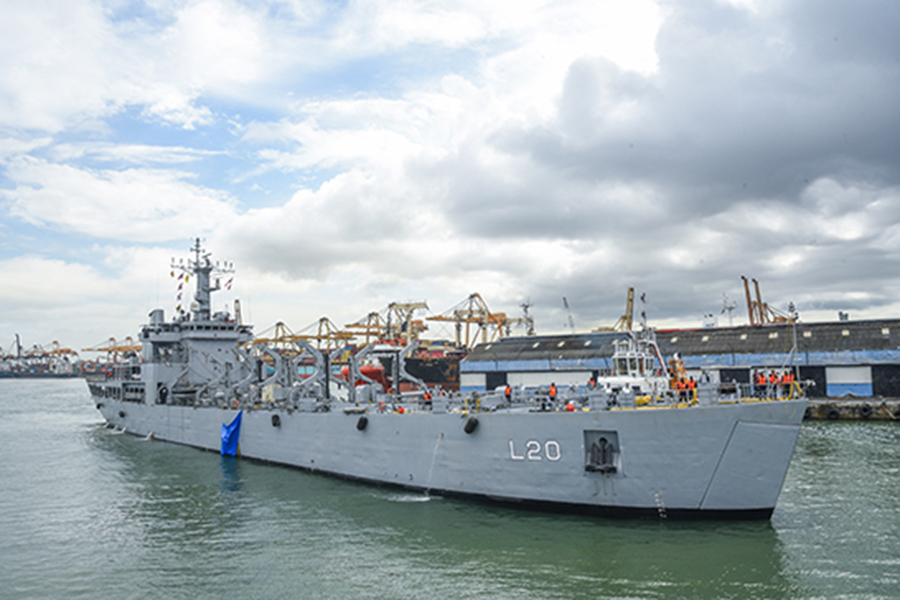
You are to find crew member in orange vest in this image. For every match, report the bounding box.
[781,371,795,395]
[549,383,558,402]
[754,371,765,396]
[504,384,512,403]
[766,371,776,396]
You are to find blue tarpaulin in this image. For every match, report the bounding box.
[220,411,242,456]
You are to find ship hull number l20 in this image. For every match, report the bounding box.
[508,439,562,461]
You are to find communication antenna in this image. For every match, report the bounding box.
[521,299,532,319]
[519,299,535,335]
[721,294,737,327]
[639,292,648,330]
[562,297,575,332]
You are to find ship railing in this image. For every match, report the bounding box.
[724,381,807,403]
[99,362,141,382]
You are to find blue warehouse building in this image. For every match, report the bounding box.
[460,319,900,398]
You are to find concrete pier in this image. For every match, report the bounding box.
[805,399,900,421]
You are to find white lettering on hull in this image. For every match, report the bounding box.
[508,439,562,461]
[508,440,525,460]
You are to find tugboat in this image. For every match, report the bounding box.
[89,240,808,519]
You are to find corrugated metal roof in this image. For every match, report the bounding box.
[463,319,900,364]
[465,331,630,362]
[657,319,900,356]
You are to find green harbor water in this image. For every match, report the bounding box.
[1,378,898,599]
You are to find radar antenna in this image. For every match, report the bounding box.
[171,238,235,322]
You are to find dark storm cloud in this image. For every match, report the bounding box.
[784,0,900,66]
[416,0,900,328]
[487,0,900,216]
[184,0,900,332]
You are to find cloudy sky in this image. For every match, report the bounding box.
[2,0,900,354]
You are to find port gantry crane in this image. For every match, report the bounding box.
[595,287,636,332]
[741,276,794,326]
[255,318,355,353]
[344,302,429,345]
[384,301,429,343]
[46,340,78,358]
[2,338,79,373]
[426,293,510,351]
[345,296,534,350]
[343,312,386,345]
[81,337,141,363]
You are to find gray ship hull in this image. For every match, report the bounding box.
[96,398,806,519]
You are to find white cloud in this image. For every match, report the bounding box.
[0,1,119,131]
[3,157,238,242]
[48,142,219,164]
[2,0,664,132]
[0,247,194,351]
[0,136,53,161]
[337,0,490,51]
[3,0,900,346]
[0,255,110,305]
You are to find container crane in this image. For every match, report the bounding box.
[384,301,429,343]
[81,337,141,363]
[595,288,635,332]
[257,318,355,352]
[344,312,386,345]
[741,276,794,326]
[344,301,429,345]
[427,293,507,350]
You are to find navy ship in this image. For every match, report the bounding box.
[88,240,807,519]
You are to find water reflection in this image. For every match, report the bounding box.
[320,493,800,599]
[219,456,243,494]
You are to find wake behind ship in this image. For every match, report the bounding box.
[89,240,807,519]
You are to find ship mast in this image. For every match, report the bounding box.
[172,238,234,322]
